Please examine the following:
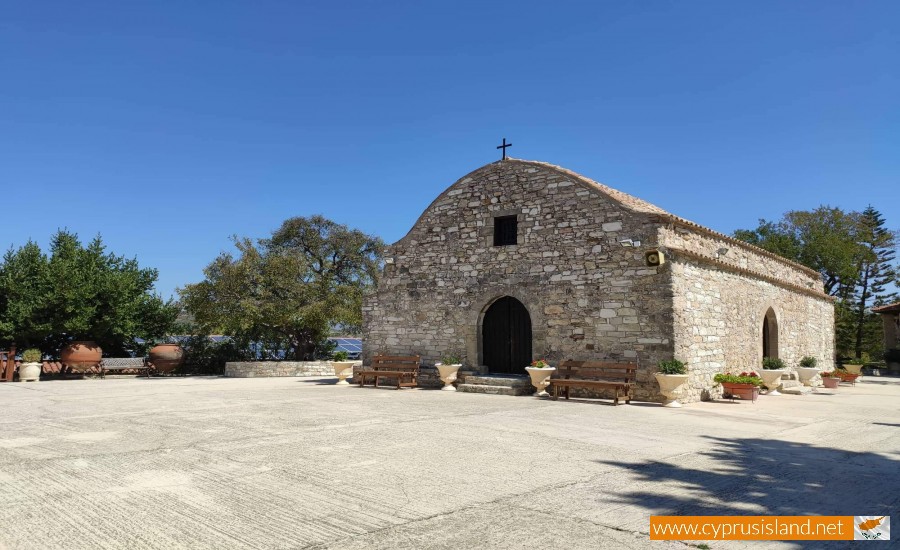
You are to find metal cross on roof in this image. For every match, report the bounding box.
[496,138,512,160]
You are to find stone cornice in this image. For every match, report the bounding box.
[667,247,835,302]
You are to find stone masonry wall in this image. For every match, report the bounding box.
[363,160,675,402]
[224,361,334,378]
[665,232,835,401]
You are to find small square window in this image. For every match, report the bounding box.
[494,216,518,246]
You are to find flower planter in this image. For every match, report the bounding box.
[60,341,102,371]
[654,373,689,408]
[332,361,355,385]
[837,371,859,385]
[436,363,462,391]
[525,366,556,397]
[842,364,863,377]
[821,376,840,389]
[796,367,820,387]
[18,362,41,382]
[721,382,759,402]
[148,344,184,374]
[759,369,787,395]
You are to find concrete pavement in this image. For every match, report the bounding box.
[1,375,898,549]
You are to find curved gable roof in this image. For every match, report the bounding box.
[395,158,820,279]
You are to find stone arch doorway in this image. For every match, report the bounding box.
[481,296,533,374]
[762,307,779,359]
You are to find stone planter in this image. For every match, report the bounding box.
[654,373,689,408]
[148,344,184,374]
[525,367,556,397]
[435,363,462,391]
[18,362,41,382]
[60,341,102,371]
[822,376,840,389]
[759,369,787,395]
[721,382,759,402]
[843,364,863,376]
[332,361,355,385]
[796,367,820,387]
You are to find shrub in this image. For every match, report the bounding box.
[441,353,463,365]
[657,359,687,375]
[332,351,349,361]
[21,348,42,363]
[799,356,818,368]
[714,372,763,387]
[762,357,786,370]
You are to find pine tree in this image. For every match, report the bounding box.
[852,206,898,359]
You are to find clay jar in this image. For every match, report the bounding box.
[148,344,184,374]
[61,341,102,370]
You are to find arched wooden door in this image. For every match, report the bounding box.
[482,296,532,374]
[763,307,779,359]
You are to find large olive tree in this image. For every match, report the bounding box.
[179,215,384,360]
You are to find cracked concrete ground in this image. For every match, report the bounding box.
[1,375,898,550]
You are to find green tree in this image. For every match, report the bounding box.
[179,215,384,360]
[733,206,862,297]
[0,230,178,356]
[735,206,898,359]
[851,207,897,358]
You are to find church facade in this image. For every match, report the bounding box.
[362,159,834,402]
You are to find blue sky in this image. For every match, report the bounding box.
[2,1,898,299]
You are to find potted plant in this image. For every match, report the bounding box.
[331,350,355,385]
[525,359,555,397]
[842,354,866,376]
[796,356,820,387]
[435,353,463,391]
[714,371,763,402]
[820,371,840,389]
[18,348,42,382]
[759,357,787,395]
[835,367,859,385]
[654,359,689,408]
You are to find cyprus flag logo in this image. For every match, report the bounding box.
[854,516,890,541]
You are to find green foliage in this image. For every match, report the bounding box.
[440,353,463,365]
[713,372,763,386]
[180,215,384,361]
[177,334,253,375]
[734,206,898,359]
[332,350,349,361]
[819,370,839,378]
[733,206,864,296]
[21,348,42,363]
[799,356,818,368]
[761,357,786,370]
[657,359,687,375]
[0,231,178,356]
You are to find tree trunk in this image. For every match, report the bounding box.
[854,265,871,359]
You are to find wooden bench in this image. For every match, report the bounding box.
[356,355,420,389]
[549,360,637,405]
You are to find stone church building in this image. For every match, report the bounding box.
[362,159,835,402]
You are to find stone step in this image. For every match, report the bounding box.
[463,375,532,388]
[457,383,533,396]
[781,385,812,395]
